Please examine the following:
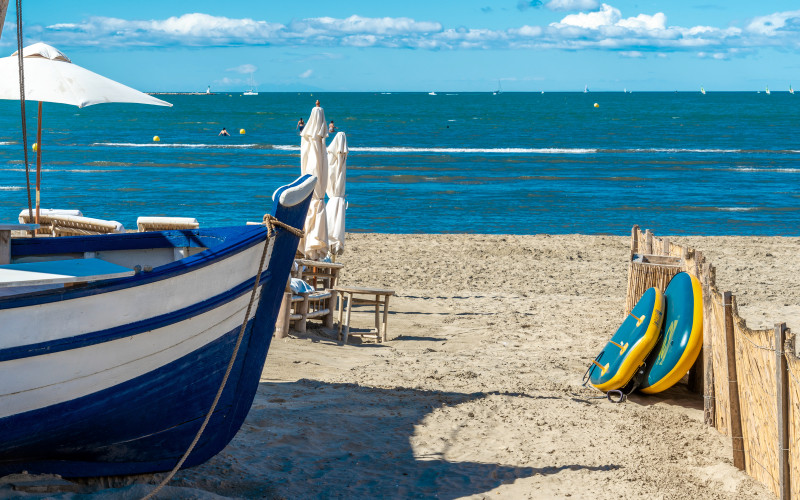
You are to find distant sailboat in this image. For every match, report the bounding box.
[791,84,795,95]
[428,91,437,95]
[584,85,589,93]
[765,85,770,95]
[243,73,258,96]
[492,80,503,95]
[700,86,706,95]
[206,86,211,94]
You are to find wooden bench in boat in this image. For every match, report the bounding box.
[137,216,199,232]
[0,258,135,288]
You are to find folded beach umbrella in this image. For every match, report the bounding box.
[0,43,171,226]
[0,43,172,108]
[326,131,348,257]
[299,104,329,260]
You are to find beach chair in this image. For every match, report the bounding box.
[18,208,83,236]
[136,216,199,232]
[49,215,125,237]
[285,278,335,333]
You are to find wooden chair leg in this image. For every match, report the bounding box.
[374,295,380,330]
[297,293,309,333]
[337,292,345,340]
[324,288,334,329]
[274,291,292,338]
[381,295,391,342]
[343,293,353,344]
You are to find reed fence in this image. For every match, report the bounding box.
[626,225,796,499]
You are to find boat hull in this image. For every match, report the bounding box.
[0,174,316,477]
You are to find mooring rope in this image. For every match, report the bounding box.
[143,219,303,499]
[14,0,34,228]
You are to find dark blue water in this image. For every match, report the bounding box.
[0,91,798,235]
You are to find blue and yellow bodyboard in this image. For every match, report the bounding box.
[589,287,665,392]
[639,272,703,394]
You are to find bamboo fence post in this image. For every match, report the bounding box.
[702,262,715,425]
[775,322,790,500]
[644,229,653,254]
[688,251,704,394]
[662,238,670,256]
[724,291,746,470]
[631,225,639,258]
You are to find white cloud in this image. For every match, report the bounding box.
[558,4,621,29]
[620,50,644,58]
[746,10,800,36]
[14,7,797,59]
[546,0,599,12]
[227,64,257,74]
[299,69,313,78]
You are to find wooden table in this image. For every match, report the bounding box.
[333,286,395,344]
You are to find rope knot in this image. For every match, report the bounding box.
[262,214,304,239]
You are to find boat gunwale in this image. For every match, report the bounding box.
[0,224,267,309]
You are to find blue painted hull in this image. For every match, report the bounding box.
[0,175,315,478]
[0,318,268,476]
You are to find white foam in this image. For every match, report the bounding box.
[628,148,742,153]
[348,147,597,154]
[732,167,800,173]
[0,186,23,191]
[92,142,261,149]
[718,207,755,212]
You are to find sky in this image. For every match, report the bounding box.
[1,1,800,92]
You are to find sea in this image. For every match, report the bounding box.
[0,91,798,236]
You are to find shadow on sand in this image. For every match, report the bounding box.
[187,379,620,499]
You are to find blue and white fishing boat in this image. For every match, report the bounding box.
[0,174,316,477]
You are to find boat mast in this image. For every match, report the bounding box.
[0,0,9,41]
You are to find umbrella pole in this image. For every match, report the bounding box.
[35,101,42,231]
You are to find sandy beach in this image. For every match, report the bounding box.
[5,232,793,499]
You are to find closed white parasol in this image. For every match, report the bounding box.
[0,43,171,226]
[298,103,329,259]
[325,131,348,257]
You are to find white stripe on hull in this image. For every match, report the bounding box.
[0,285,262,419]
[0,243,264,350]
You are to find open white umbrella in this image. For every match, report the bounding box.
[325,131,348,258]
[298,104,329,259]
[0,43,171,225]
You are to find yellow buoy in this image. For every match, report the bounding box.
[32,143,38,152]
[239,129,246,135]
[153,136,160,142]
[594,102,599,108]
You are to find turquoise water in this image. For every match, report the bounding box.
[0,91,798,235]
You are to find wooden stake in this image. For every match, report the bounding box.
[644,229,653,255]
[724,291,745,470]
[688,250,704,394]
[702,263,715,425]
[630,225,639,259]
[775,322,790,500]
[662,238,670,256]
[0,229,9,265]
[0,0,9,42]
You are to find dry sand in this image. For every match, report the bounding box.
[6,233,796,499]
